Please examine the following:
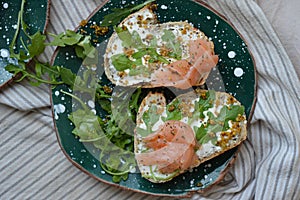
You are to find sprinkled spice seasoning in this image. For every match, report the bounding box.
[90,25,109,36]
[79,20,88,27]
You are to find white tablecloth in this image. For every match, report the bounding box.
[1,0,300,199]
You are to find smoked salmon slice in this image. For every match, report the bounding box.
[152,38,219,89]
[135,120,198,174]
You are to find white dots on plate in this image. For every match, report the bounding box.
[54,91,60,96]
[54,104,66,120]
[206,16,211,20]
[161,5,168,9]
[3,3,8,9]
[190,179,195,187]
[88,100,95,108]
[129,166,136,173]
[0,49,9,58]
[228,51,236,59]
[234,67,244,77]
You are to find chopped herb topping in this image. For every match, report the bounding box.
[161,29,182,60]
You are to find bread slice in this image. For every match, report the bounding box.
[104,5,218,89]
[134,89,247,183]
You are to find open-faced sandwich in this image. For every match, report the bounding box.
[102,2,248,184]
[134,89,247,183]
[104,5,218,89]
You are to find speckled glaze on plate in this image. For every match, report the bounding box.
[51,0,257,197]
[0,0,50,89]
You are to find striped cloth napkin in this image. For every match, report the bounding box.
[0,0,299,199]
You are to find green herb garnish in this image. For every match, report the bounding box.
[115,27,145,49]
[5,0,98,87]
[112,26,169,73]
[194,123,222,144]
[161,29,182,60]
[63,70,143,182]
[188,90,215,124]
[163,98,183,121]
[137,104,160,137]
[101,0,156,27]
[207,105,245,131]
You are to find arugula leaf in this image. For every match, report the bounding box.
[163,98,182,121]
[100,0,156,27]
[27,32,46,57]
[129,88,142,114]
[161,30,182,60]
[207,105,245,130]
[6,0,157,184]
[48,30,97,63]
[149,35,158,47]
[64,81,140,183]
[136,127,150,137]
[112,26,170,74]
[194,124,222,144]
[146,48,170,64]
[69,109,104,142]
[189,90,215,123]
[47,30,83,47]
[132,30,145,47]
[141,104,160,136]
[59,67,76,87]
[115,27,145,49]
[5,64,24,76]
[111,53,134,71]
[46,33,66,47]
[128,66,150,76]
[76,35,96,58]
[132,48,169,64]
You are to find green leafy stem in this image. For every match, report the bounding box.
[5,0,156,183]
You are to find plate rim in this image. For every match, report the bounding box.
[49,0,258,197]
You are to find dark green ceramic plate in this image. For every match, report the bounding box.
[51,0,256,197]
[0,0,50,88]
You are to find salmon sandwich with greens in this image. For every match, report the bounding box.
[134,89,247,183]
[104,5,218,89]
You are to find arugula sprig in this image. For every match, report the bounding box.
[47,30,97,62]
[111,26,169,73]
[136,104,160,137]
[161,30,183,60]
[6,27,97,87]
[60,66,143,183]
[5,0,156,184]
[101,0,156,27]
[4,0,100,87]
